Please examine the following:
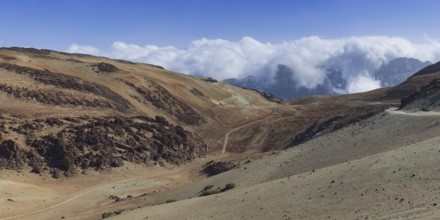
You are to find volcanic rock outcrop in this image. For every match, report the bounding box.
[1,115,207,177]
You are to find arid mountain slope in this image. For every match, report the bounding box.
[0,47,400,177]
[0,47,280,176]
[400,79,440,111]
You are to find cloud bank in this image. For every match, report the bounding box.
[68,36,440,93]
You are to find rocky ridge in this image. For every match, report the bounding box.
[400,79,440,111]
[0,114,207,177]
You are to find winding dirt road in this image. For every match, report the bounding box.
[386,108,440,116]
[222,115,278,154]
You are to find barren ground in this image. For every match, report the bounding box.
[2,109,440,219]
[111,109,440,220]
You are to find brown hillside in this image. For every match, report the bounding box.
[0,47,401,177]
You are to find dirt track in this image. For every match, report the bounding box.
[222,115,278,154]
[386,107,440,116]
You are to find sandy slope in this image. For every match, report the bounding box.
[111,110,440,220]
[0,153,229,220]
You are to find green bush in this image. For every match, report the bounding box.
[222,183,236,191]
[102,209,124,219]
[199,188,222,197]
[203,184,215,191]
[198,183,236,196]
[102,212,113,219]
[166,199,177,203]
[114,209,124,215]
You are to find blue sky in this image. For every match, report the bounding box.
[2,0,440,50]
[3,0,440,94]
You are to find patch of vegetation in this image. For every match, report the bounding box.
[203,184,215,191]
[199,187,222,197]
[92,62,120,73]
[101,209,125,219]
[200,77,218,83]
[202,160,237,177]
[114,209,125,215]
[199,183,236,197]
[165,199,178,203]
[102,212,113,219]
[222,183,236,191]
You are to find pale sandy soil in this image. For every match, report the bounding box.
[111,110,440,220]
[0,154,225,220]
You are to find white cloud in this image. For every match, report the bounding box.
[68,43,101,55]
[67,36,440,93]
[347,72,382,93]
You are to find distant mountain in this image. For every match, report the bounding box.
[224,57,431,100]
[409,59,440,78]
[375,57,431,87]
[224,64,346,100]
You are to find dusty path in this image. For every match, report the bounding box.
[0,155,225,220]
[221,106,296,154]
[0,189,91,220]
[222,115,278,154]
[386,108,440,116]
[222,121,258,154]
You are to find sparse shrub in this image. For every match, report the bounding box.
[102,212,113,219]
[166,199,177,203]
[201,77,218,83]
[102,209,124,219]
[199,187,222,197]
[92,62,120,73]
[198,183,236,196]
[114,209,124,215]
[199,183,236,196]
[222,183,236,191]
[202,161,236,177]
[203,184,215,191]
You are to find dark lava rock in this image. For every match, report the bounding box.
[92,62,120,73]
[0,64,132,111]
[202,160,237,177]
[0,140,28,169]
[285,105,387,149]
[124,80,204,125]
[191,88,205,98]
[7,47,51,55]
[201,77,218,83]
[400,79,440,111]
[0,115,209,177]
[244,87,282,103]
